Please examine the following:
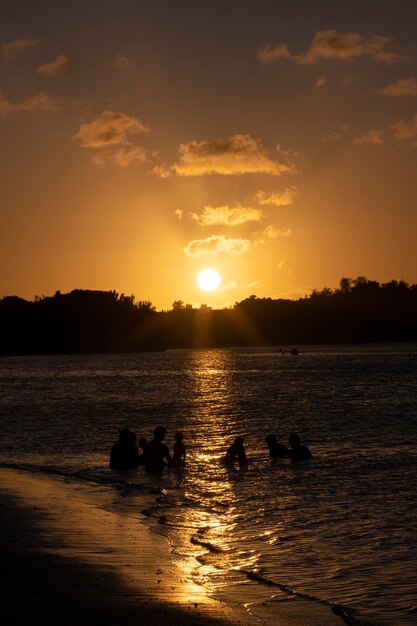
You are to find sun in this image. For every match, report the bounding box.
[197,269,221,291]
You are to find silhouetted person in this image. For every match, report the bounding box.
[288,433,312,461]
[110,428,140,470]
[171,431,186,468]
[146,426,171,472]
[225,436,247,466]
[138,437,148,464]
[265,434,289,458]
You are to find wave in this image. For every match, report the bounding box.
[0,460,148,493]
[190,533,223,554]
[239,569,383,626]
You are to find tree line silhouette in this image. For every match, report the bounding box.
[1,277,417,355]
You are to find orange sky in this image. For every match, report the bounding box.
[1,0,417,309]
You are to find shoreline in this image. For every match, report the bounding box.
[0,467,343,625]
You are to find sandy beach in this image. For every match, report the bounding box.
[0,468,343,626]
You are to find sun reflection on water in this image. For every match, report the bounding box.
[162,350,265,595]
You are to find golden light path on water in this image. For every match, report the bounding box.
[166,349,279,600]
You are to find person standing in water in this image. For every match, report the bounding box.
[288,433,312,461]
[225,436,247,466]
[110,428,140,470]
[146,426,171,472]
[265,434,289,458]
[171,431,186,468]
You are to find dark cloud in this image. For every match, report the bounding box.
[258,30,400,65]
[377,77,417,96]
[154,134,295,177]
[2,37,46,59]
[392,113,417,141]
[353,130,384,145]
[92,146,149,167]
[36,55,70,76]
[0,90,59,116]
[113,53,130,69]
[74,111,149,148]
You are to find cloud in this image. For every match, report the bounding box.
[36,54,70,76]
[190,204,263,226]
[263,226,292,238]
[109,146,148,167]
[255,187,298,206]
[342,75,360,86]
[174,209,184,220]
[92,146,149,167]
[391,113,417,140]
[2,37,45,59]
[258,30,399,65]
[377,77,417,96]
[221,281,238,290]
[154,134,295,177]
[113,53,130,69]
[300,31,398,64]
[257,43,291,63]
[0,89,59,116]
[372,51,401,64]
[353,130,384,145]
[184,235,250,257]
[315,75,327,87]
[322,124,350,142]
[74,111,149,148]
[255,226,293,245]
[277,260,286,270]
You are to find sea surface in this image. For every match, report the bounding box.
[1,345,417,626]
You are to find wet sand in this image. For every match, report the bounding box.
[0,468,342,626]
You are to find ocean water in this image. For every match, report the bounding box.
[1,345,417,626]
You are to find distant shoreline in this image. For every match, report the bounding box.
[2,339,417,358]
[2,279,417,354]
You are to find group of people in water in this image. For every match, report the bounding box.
[110,426,311,471]
[225,433,312,465]
[110,426,185,471]
[266,432,312,461]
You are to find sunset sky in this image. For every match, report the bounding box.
[1,0,417,309]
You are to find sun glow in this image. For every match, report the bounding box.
[197,269,221,291]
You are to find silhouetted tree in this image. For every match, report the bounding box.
[339,277,352,293]
[2,278,417,355]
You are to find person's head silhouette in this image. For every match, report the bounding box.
[266,434,277,446]
[154,426,166,441]
[289,433,301,449]
[119,428,135,445]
